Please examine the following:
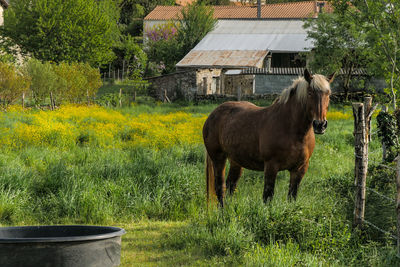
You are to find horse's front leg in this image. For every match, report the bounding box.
[288,162,309,201]
[263,162,278,203]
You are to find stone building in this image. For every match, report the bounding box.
[144,2,337,99]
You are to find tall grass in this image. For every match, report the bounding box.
[0,145,206,224]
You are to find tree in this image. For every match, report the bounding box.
[1,0,120,66]
[305,0,400,105]
[25,59,59,104]
[303,10,371,99]
[118,0,175,36]
[353,0,400,109]
[114,35,147,79]
[0,62,30,106]
[197,0,230,5]
[145,3,216,75]
[176,3,216,59]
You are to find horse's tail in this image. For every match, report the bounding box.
[205,150,216,205]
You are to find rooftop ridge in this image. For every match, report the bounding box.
[144,1,331,21]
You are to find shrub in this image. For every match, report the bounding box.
[376,111,399,162]
[52,62,102,104]
[25,58,58,104]
[75,62,102,98]
[0,62,30,106]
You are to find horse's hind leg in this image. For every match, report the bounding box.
[263,162,278,203]
[211,153,227,207]
[226,160,243,195]
[288,163,308,201]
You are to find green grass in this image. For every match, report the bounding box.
[0,101,398,265]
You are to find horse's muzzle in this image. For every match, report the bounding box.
[313,120,328,134]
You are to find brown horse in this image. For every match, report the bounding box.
[203,69,334,207]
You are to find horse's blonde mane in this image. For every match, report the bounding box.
[278,74,331,105]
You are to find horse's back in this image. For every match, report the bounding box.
[203,101,262,137]
[203,101,266,168]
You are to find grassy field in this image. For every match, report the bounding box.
[0,101,398,266]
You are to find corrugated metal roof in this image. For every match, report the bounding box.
[176,50,268,68]
[144,1,332,20]
[212,20,306,34]
[194,33,312,52]
[177,20,313,67]
[241,67,369,75]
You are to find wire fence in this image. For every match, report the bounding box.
[352,99,400,257]
[101,69,131,82]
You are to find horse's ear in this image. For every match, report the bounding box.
[327,72,336,83]
[304,69,312,84]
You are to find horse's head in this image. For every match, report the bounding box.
[304,69,335,135]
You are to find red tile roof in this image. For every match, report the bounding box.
[144,1,332,20]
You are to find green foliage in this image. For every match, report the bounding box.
[75,63,103,98]
[197,0,230,5]
[326,0,400,108]
[176,3,216,60]
[24,59,102,105]
[376,111,399,162]
[357,0,400,109]
[304,10,370,97]
[114,35,147,80]
[52,62,102,104]
[118,0,175,36]
[1,0,120,66]
[25,59,58,104]
[146,3,216,75]
[0,49,16,64]
[146,37,180,75]
[0,62,30,105]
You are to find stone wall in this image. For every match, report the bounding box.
[255,74,386,94]
[147,70,387,102]
[196,69,222,95]
[255,75,296,94]
[223,74,255,95]
[146,70,197,101]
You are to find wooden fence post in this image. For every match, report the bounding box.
[50,92,55,111]
[164,90,171,103]
[397,156,400,258]
[353,102,368,228]
[353,97,377,228]
[119,88,122,108]
[364,96,373,141]
[122,61,125,80]
[22,92,25,109]
[382,105,388,161]
[87,89,90,106]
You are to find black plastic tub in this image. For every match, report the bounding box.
[0,225,126,267]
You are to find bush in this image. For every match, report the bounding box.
[52,62,102,105]
[24,60,102,106]
[0,62,30,106]
[76,63,103,98]
[25,58,58,104]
